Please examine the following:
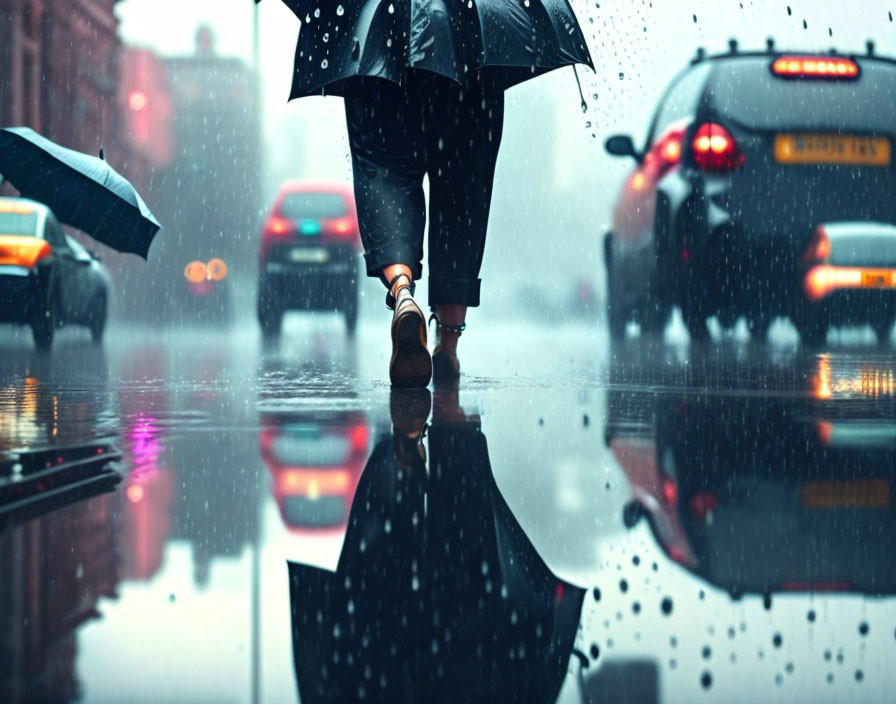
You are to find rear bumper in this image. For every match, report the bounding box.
[260,250,358,310]
[0,269,46,323]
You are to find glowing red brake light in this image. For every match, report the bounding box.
[692,123,745,172]
[772,56,859,79]
[803,226,831,263]
[265,216,293,237]
[329,217,355,236]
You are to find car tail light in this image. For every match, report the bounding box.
[184,260,207,283]
[690,491,719,520]
[0,236,53,269]
[264,216,294,237]
[803,227,831,262]
[662,477,678,504]
[349,423,369,452]
[329,217,355,236]
[772,56,859,80]
[804,265,863,301]
[692,123,745,172]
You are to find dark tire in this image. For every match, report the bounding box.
[89,294,107,343]
[257,279,282,338]
[796,311,828,348]
[682,301,709,342]
[31,296,57,351]
[640,295,671,337]
[605,235,629,339]
[343,289,358,336]
[874,317,893,346]
[747,314,771,341]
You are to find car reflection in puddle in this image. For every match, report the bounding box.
[594,354,896,702]
[287,389,585,703]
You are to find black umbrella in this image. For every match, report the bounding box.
[258,0,593,100]
[289,416,585,703]
[0,127,160,259]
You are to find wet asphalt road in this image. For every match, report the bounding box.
[1,316,896,703]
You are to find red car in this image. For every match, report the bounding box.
[257,182,361,336]
[259,411,370,534]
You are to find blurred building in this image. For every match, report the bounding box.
[151,25,262,281]
[119,47,175,191]
[0,0,124,158]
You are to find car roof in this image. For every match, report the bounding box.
[691,45,896,70]
[276,181,353,197]
[0,196,53,216]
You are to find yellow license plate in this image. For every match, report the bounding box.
[775,134,891,166]
[861,270,896,288]
[802,479,890,508]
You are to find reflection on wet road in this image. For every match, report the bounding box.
[1,322,895,703]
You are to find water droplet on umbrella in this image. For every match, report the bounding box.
[388,3,395,13]
[321,59,329,69]
[314,8,320,18]
[323,33,330,43]
[337,4,345,15]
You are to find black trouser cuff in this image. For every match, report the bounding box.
[429,277,481,307]
[363,244,424,285]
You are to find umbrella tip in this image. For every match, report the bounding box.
[99,146,105,161]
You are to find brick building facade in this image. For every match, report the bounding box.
[0,0,123,158]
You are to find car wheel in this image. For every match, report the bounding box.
[343,289,358,336]
[747,314,771,341]
[605,236,630,339]
[31,293,57,351]
[89,294,107,343]
[681,301,709,343]
[873,317,893,346]
[795,311,828,348]
[257,280,282,337]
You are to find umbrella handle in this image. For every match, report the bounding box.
[573,66,587,113]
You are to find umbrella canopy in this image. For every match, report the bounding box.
[259,0,593,99]
[0,127,160,259]
[289,422,585,703]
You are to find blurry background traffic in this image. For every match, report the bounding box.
[2,0,893,334]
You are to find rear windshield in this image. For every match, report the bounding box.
[707,59,896,133]
[280,192,347,220]
[0,211,39,237]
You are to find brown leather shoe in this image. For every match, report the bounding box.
[390,292,432,387]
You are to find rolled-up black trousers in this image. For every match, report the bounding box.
[344,71,504,307]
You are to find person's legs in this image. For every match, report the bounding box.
[344,78,432,386]
[426,74,505,378]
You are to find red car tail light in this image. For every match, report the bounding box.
[692,123,745,172]
[803,226,831,263]
[772,56,860,80]
[328,217,355,236]
[662,477,678,504]
[690,491,719,520]
[264,216,294,237]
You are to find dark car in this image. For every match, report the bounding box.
[0,197,109,349]
[257,182,361,336]
[604,44,896,344]
[609,374,896,597]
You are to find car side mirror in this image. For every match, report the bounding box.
[605,134,643,162]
